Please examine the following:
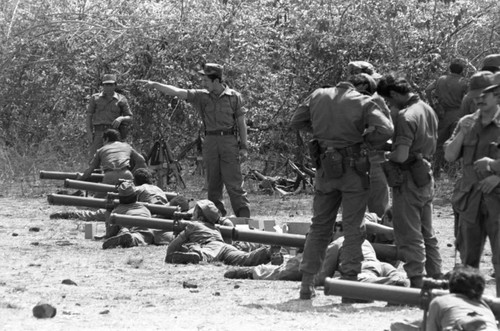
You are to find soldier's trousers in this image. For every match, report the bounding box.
[299,165,369,278]
[392,171,442,280]
[203,135,249,216]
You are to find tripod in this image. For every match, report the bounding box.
[146,137,186,190]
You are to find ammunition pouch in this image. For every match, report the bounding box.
[320,150,344,179]
[408,158,432,188]
[381,161,404,188]
[308,139,322,169]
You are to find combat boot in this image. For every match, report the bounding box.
[170,252,201,264]
[224,267,254,279]
[339,275,374,304]
[102,233,134,249]
[299,272,316,300]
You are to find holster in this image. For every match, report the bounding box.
[321,149,344,179]
[409,157,432,187]
[353,155,371,189]
[381,160,404,187]
[308,139,321,169]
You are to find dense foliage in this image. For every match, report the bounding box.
[1,0,499,181]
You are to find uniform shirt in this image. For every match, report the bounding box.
[135,184,168,205]
[89,141,142,172]
[426,294,497,331]
[393,95,438,158]
[113,202,152,218]
[427,73,468,110]
[186,86,246,131]
[87,92,132,125]
[181,221,225,245]
[290,82,393,149]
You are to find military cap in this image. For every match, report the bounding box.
[198,63,223,79]
[481,54,500,72]
[193,199,221,224]
[468,71,495,98]
[482,72,500,94]
[118,181,136,197]
[347,61,382,79]
[102,74,117,84]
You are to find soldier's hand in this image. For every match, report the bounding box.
[75,172,84,180]
[458,117,475,134]
[239,149,248,163]
[474,157,494,173]
[477,175,500,194]
[111,117,123,128]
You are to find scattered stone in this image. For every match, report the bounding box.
[30,242,39,246]
[55,240,74,246]
[29,227,41,232]
[447,243,453,247]
[99,309,110,315]
[61,279,77,286]
[12,233,18,237]
[28,263,42,267]
[32,303,57,318]
[234,285,240,289]
[182,281,198,289]
[213,292,221,296]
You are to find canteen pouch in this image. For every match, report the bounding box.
[308,139,321,169]
[321,150,344,179]
[409,158,432,187]
[381,160,403,187]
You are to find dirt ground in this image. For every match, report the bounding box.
[0,178,496,331]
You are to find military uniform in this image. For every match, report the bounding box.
[291,81,393,285]
[87,91,132,157]
[82,141,146,192]
[391,95,442,284]
[186,86,249,216]
[449,111,500,295]
[426,72,468,176]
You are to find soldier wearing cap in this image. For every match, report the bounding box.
[444,71,500,296]
[102,181,157,249]
[87,74,133,158]
[290,74,393,300]
[141,63,250,218]
[459,71,499,117]
[481,54,500,73]
[424,59,468,178]
[377,75,443,288]
[348,62,393,218]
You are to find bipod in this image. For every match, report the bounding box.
[146,138,186,190]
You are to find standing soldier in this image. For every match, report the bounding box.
[140,63,250,218]
[87,74,133,158]
[290,74,393,300]
[377,75,443,288]
[348,61,393,217]
[424,59,468,178]
[443,72,500,296]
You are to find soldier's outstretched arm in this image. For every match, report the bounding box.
[138,80,188,100]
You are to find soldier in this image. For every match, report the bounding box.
[165,200,279,266]
[443,72,500,296]
[77,129,147,195]
[140,64,250,218]
[459,71,498,117]
[102,181,157,249]
[377,75,443,288]
[87,74,132,158]
[290,74,394,300]
[481,54,500,73]
[424,59,468,178]
[348,66,393,217]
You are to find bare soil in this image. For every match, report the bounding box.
[0,178,496,331]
